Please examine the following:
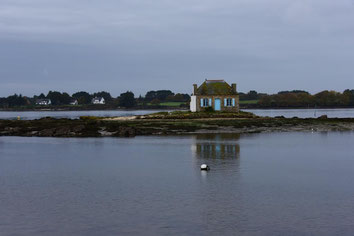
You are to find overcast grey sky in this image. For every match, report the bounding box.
[1,0,354,96]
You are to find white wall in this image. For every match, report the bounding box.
[190,95,197,112]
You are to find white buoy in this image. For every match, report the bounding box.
[200,164,210,171]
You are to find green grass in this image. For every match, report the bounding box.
[159,102,185,106]
[146,110,257,119]
[239,100,259,104]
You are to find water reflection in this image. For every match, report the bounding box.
[191,133,246,231]
[191,133,241,181]
[192,133,240,159]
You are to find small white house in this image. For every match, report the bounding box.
[91,97,105,104]
[70,99,78,105]
[36,99,52,106]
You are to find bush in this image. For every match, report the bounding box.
[203,107,215,113]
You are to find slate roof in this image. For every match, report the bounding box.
[196,80,236,95]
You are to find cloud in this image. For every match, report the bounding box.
[0,0,354,96]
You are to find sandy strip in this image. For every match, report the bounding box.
[103,116,139,121]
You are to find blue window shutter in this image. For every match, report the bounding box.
[200,99,204,107]
[209,98,212,106]
[224,98,227,106]
[232,98,235,106]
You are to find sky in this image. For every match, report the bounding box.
[1,0,354,97]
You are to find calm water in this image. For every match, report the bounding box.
[0,110,169,120]
[1,132,354,235]
[2,108,354,120]
[244,108,354,118]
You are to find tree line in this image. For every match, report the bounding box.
[2,89,354,109]
[0,90,191,108]
[240,90,354,108]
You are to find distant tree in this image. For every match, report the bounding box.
[278,90,309,95]
[145,90,174,102]
[238,92,247,100]
[93,91,112,102]
[61,92,72,104]
[239,90,266,101]
[72,91,92,104]
[257,89,350,108]
[156,90,174,101]
[166,93,190,102]
[150,98,161,105]
[145,91,156,101]
[47,91,61,105]
[258,96,273,107]
[118,91,136,108]
[0,97,8,108]
[314,90,341,107]
[240,89,354,108]
[296,92,315,107]
[7,94,27,107]
[47,91,71,105]
[166,94,175,102]
[247,90,259,100]
[38,93,46,99]
[343,89,354,106]
[137,95,144,103]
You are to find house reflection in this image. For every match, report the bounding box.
[192,133,240,159]
[191,134,245,227]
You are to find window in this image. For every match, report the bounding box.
[224,98,235,107]
[200,98,211,107]
[226,98,232,106]
[203,99,209,107]
[226,98,232,107]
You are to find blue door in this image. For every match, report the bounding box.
[214,98,221,111]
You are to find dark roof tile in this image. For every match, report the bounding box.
[196,80,236,95]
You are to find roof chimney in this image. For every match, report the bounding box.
[193,84,198,95]
[231,83,237,93]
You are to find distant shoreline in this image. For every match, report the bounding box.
[2,106,354,112]
[0,107,187,112]
[241,106,354,110]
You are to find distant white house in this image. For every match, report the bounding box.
[91,97,105,104]
[36,99,52,106]
[70,99,78,105]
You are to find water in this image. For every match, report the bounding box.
[2,108,354,120]
[0,110,169,120]
[244,108,354,118]
[1,132,354,235]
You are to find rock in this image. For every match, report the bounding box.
[318,115,328,119]
[4,127,20,132]
[38,117,55,121]
[72,125,85,132]
[29,131,39,136]
[38,128,55,136]
[118,127,136,137]
[55,127,71,136]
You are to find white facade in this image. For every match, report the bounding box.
[36,99,51,105]
[70,100,78,105]
[190,95,197,112]
[92,97,105,104]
